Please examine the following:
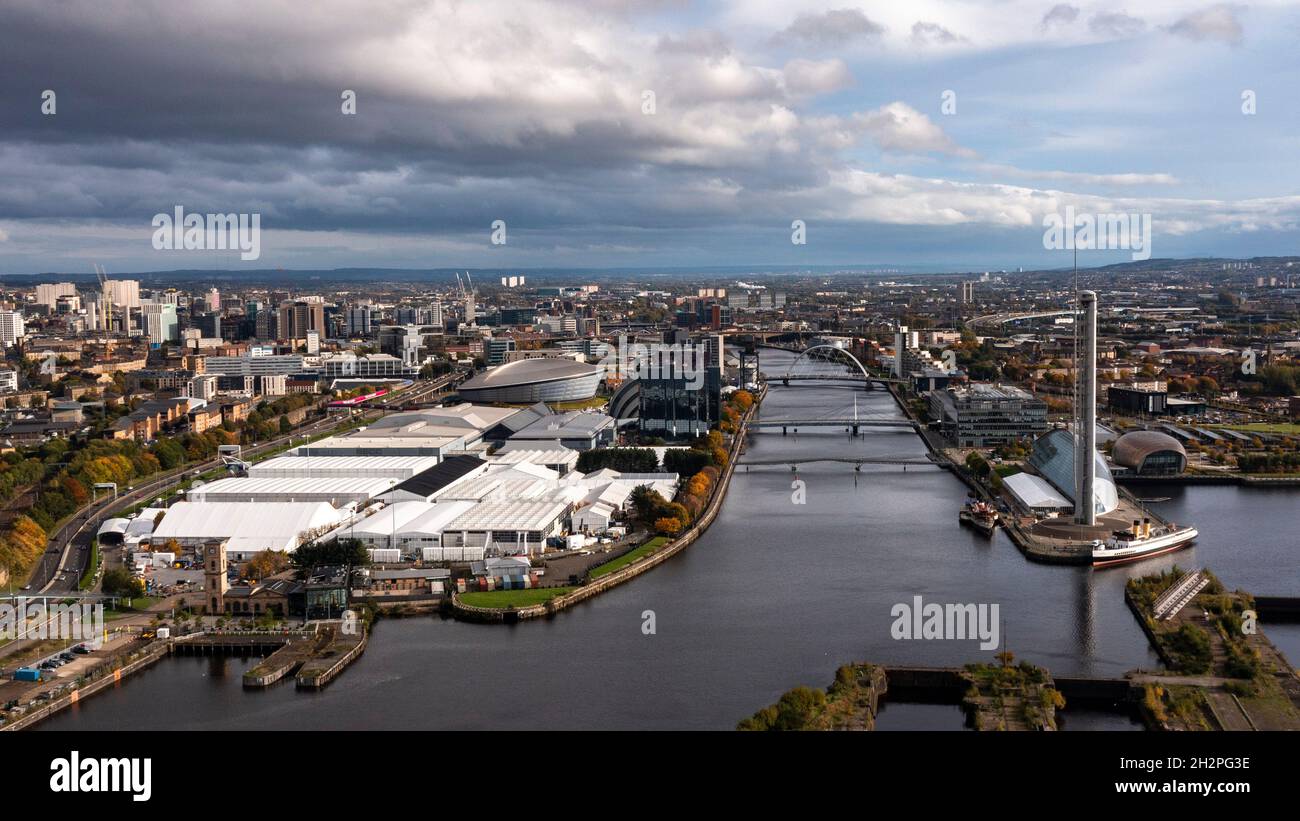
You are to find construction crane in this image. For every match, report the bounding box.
[456,271,477,326]
[93,263,115,353]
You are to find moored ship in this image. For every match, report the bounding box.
[1091,517,1198,568]
[959,499,999,536]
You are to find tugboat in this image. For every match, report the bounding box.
[1091,517,1198,568]
[959,499,1000,536]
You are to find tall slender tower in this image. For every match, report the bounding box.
[1074,290,1098,526]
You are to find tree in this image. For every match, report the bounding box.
[653,516,682,536]
[102,567,145,598]
[279,414,292,434]
[737,686,827,731]
[246,549,290,580]
[291,538,370,574]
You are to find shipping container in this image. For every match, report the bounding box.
[367,548,401,563]
[13,667,42,682]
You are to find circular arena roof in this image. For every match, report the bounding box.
[460,357,598,390]
[1112,430,1187,470]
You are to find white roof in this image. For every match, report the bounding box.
[325,500,434,540]
[445,500,569,532]
[249,455,441,479]
[152,501,347,552]
[1003,472,1071,509]
[97,518,130,537]
[187,476,397,503]
[297,435,463,452]
[435,465,560,502]
[487,448,579,468]
[395,500,479,538]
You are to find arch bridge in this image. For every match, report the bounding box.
[775,344,905,387]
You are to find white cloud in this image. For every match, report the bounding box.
[852,102,977,158]
[1168,4,1244,44]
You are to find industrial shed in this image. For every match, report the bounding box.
[151,501,347,560]
[248,455,441,480]
[1002,472,1072,516]
[187,476,398,506]
[441,500,570,556]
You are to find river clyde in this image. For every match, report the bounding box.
[39,350,1300,730]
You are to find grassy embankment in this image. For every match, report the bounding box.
[458,587,574,609]
[588,537,670,580]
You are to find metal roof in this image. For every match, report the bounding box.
[460,358,598,390]
[392,455,487,497]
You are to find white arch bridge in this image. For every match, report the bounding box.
[772,344,906,387]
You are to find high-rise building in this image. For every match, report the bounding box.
[142,302,179,345]
[345,305,373,336]
[207,288,222,313]
[0,311,26,347]
[106,279,141,309]
[278,300,325,340]
[35,282,77,308]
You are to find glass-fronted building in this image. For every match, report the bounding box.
[1027,428,1119,516]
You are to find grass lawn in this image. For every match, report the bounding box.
[589,537,670,579]
[102,596,162,619]
[1219,423,1300,435]
[459,587,574,609]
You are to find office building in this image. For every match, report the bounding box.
[0,311,25,347]
[928,383,1048,447]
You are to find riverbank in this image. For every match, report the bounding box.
[37,357,1291,731]
[450,386,763,623]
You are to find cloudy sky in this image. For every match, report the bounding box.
[1,0,1297,275]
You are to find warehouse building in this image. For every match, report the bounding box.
[151,501,347,560]
[505,410,617,451]
[186,476,398,506]
[248,455,441,480]
[1002,472,1073,517]
[487,446,580,475]
[387,455,490,503]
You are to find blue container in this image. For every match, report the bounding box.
[13,667,41,682]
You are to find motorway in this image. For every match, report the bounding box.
[24,374,462,596]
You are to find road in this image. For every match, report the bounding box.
[23,394,412,596]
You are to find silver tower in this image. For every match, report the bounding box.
[1074,290,1098,526]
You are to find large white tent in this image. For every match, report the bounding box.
[151,501,347,559]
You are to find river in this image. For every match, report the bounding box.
[38,349,1300,730]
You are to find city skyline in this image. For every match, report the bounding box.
[2,0,1299,273]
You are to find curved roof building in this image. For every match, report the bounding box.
[458,358,600,403]
[1112,430,1187,476]
[1028,428,1119,517]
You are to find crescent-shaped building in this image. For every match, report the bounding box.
[457,357,601,403]
[1111,430,1187,476]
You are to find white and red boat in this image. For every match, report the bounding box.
[959,500,1000,537]
[1091,517,1197,568]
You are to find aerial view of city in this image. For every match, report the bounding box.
[1,0,1295,802]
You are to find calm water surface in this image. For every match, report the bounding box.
[40,350,1300,730]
